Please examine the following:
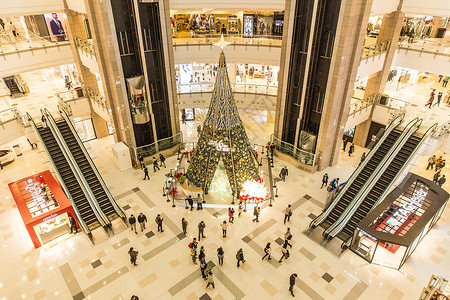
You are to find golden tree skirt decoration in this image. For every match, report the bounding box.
[239,178,269,204]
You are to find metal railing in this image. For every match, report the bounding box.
[172,33,282,47]
[73,36,95,55]
[348,94,380,117]
[398,37,450,55]
[130,132,183,161]
[86,87,107,109]
[177,82,278,96]
[0,33,69,55]
[0,107,25,126]
[55,89,86,117]
[361,40,391,60]
[376,95,410,111]
[270,135,319,167]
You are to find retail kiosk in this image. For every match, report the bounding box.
[8,170,78,248]
[351,173,449,270]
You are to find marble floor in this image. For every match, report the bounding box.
[0,118,449,300]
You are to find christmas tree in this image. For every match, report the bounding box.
[186,49,260,195]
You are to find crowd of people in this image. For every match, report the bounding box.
[428,154,446,187]
[139,153,166,180]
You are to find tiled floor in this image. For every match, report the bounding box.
[0,124,449,299]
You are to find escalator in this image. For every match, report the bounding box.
[36,124,102,232]
[336,132,422,241]
[319,128,402,229]
[55,111,125,223]
[3,76,22,96]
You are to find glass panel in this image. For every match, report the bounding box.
[74,119,96,142]
[373,243,407,269]
[351,229,378,262]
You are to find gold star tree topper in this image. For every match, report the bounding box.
[214,34,231,50]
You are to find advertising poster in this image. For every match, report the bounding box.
[44,13,67,41]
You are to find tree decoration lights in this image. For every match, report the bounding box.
[185,51,260,195]
[239,178,269,203]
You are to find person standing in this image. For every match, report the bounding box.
[159,153,166,168]
[198,221,206,240]
[68,215,77,234]
[49,13,66,41]
[199,246,206,262]
[206,271,215,289]
[182,218,188,234]
[360,152,366,165]
[187,195,194,211]
[342,137,348,151]
[433,171,440,184]
[236,248,245,267]
[217,247,224,266]
[252,206,260,222]
[138,155,145,169]
[435,92,443,106]
[8,22,17,37]
[443,76,449,87]
[289,273,298,297]
[279,245,290,263]
[270,143,275,158]
[196,193,203,210]
[321,173,329,189]
[280,166,288,181]
[155,214,164,232]
[238,202,243,217]
[152,157,160,172]
[284,228,293,248]
[436,156,443,171]
[200,259,208,280]
[438,160,446,172]
[438,175,446,187]
[427,155,436,170]
[181,112,186,124]
[262,242,272,260]
[138,213,147,232]
[348,144,355,157]
[190,247,198,265]
[143,166,150,180]
[129,214,137,234]
[228,207,235,223]
[128,247,138,266]
[284,204,292,224]
[221,221,228,238]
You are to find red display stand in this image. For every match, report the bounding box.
[8,170,78,248]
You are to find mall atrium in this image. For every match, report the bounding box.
[0,0,449,299]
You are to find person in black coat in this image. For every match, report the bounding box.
[289,273,298,297]
[68,215,77,234]
[321,173,329,189]
[143,166,150,180]
[187,195,194,211]
[129,214,137,234]
[159,153,166,168]
[138,213,147,232]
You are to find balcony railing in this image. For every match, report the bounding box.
[348,94,380,117]
[397,37,450,55]
[271,135,320,167]
[177,82,278,96]
[73,36,95,55]
[172,33,282,47]
[86,87,107,109]
[130,132,183,161]
[361,40,391,60]
[0,32,69,55]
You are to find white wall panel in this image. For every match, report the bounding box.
[178,92,276,111]
[78,48,99,74]
[393,49,450,75]
[174,45,281,65]
[66,0,86,14]
[370,0,400,15]
[0,0,64,16]
[401,0,450,16]
[169,0,284,10]
[356,53,386,79]
[0,45,74,77]
[0,119,25,146]
[67,97,91,119]
[344,106,373,131]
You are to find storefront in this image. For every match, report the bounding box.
[8,170,78,248]
[351,173,449,270]
[73,117,96,142]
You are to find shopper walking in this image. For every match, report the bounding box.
[128,247,138,266]
[321,173,329,189]
[284,228,293,248]
[279,166,289,181]
[289,273,298,297]
[221,221,228,238]
[198,221,206,240]
[152,157,160,172]
[68,215,77,234]
[238,202,243,217]
[443,76,449,87]
[348,144,355,157]
[262,242,272,260]
[342,137,348,151]
[438,160,446,172]
[438,175,446,187]
[360,152,366,165]
[155,214,164,232]
[427,155,436,170]
[435,92,443,106]
[138,213,147,232]
[199,246,206,262]
[143,166,150,180]
[138,155,145,169]
[284,204,292,224]
[182,218,188,234]
[190,247,197,265]
[186,195,194,211]
[129,214,137,234]
[217,247,224,266]
[196,193,203,210]
[252,206,260,222]
[206,271,215,289]
[200,259,208,280]
[228,207,235,223]
[436,156,443,171]
[279,245,290,263]
[236,248,245,267]
[159,153,166,168]
[433,171,440,184]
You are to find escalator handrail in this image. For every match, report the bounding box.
[326,117,423,238]
[369,122,438,211]
[57,106,127,221]
[42,109,111,228]
[309,113,405,228]
[25,113,92,237]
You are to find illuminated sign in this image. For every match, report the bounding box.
[25,181,46,208]
[393,188,427,223]
[43,213,58,223]
[208,140,235,152]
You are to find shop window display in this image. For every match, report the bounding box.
[74,118,96,142]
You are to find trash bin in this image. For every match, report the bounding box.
[74,87,84,98]
[380,94,389,105]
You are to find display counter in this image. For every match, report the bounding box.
[8,170,78,248]
[351,173,449,270]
